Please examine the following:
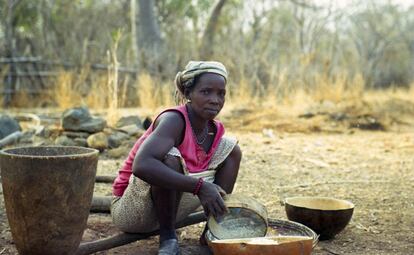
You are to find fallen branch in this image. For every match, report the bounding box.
[0,131,23,148]
[90,196,112,213]
[95,175,116,183]
[13,113,41,126]
[76,211,206,255]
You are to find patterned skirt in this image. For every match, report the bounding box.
[111,136,237,233]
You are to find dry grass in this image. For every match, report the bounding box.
[9,90,32,108]
[136,72,160,110]
[221,75,414,133]
[310,73,364,103]
[53,70,83,109]
[2,67,414,134]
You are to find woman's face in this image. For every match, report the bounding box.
[188,73,226,120]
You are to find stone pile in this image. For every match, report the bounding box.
[0,107,150,159]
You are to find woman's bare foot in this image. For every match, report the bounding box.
[158,238,181,255]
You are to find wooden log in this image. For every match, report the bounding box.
[6,71,59,77]
[95,175,116,183]
[90,196,112,213]
[0,131,22,148]
[13,113,41,126]
[76,211,206,255]
[0,57,42,63]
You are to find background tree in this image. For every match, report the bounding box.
[0,0,413,107]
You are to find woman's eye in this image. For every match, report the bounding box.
[201,90,209,95]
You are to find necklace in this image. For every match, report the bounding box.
[186,105,210,145]
[191,122,208,145]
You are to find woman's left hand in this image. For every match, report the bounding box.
[197,182,228,219]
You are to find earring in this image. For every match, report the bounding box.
[187,99,192,103]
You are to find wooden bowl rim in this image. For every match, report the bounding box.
[285,196,355,211]
[0,146,99,159]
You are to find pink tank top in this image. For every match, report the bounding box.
[112,105,225,196]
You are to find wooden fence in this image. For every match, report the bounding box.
[0,57,138,107]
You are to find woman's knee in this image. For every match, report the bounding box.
[214,144,242,194]
[217,144,242,171]
[163,155,183,174]
[229,144,242,164]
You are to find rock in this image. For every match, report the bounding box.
[33,137,54,146]
[117,124,144,137]
[0,114,21,139]
[20,130,35,144]
[298,112,315,119]
[81,117,107,133]
[115,116,142,128]
[330,112,348,121]
[34,126,48,137]
[35,126,60,139]
[55,136,76,146]
[108,132,130,148]
[74,138,88,147]
[107,146,130,158]
[62,107,106,133]
[87,132,108,151]
[349,115,385,131]
[62,107,89,124]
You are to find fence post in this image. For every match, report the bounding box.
[3,63,14,108]
[3,0,18,108]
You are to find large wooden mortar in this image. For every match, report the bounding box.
[0,146,99,255]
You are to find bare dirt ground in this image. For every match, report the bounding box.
[1,97,414,254]
[1,129,413,254]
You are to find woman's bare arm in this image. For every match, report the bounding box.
[132,111,227,217]
[132,111,198,192]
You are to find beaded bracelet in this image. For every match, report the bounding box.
[193,178,204,195]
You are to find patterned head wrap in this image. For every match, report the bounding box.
[174,61,228,104]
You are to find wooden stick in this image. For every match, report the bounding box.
[75,211,206,255]
[13,113,41,126]
[90,196,112,213]
[0,131,22,148]
[95,175,116,183]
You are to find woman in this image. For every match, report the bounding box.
[111,61,242,255]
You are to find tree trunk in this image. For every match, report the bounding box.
[137,0,164,73]
[3,0,19,107]
[199,0,228,59]
[130,0,138,67]
[137,0,162,48]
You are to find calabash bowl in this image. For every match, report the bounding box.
[285,197,354,240]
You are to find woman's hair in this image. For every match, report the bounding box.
[174,74,202,104]
[174,61,228,105]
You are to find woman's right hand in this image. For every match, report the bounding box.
[197,182,228,219]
